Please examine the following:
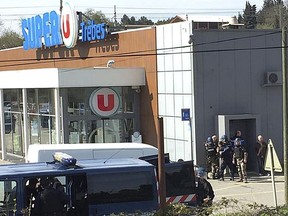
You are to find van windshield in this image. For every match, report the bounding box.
[0,180,17,215]
[87,171,154,204]
[165,163,195,197]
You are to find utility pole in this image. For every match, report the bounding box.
[282,26,288,204]
[157,117,166,210]
[60,0,63,14]
[114,5,117,26]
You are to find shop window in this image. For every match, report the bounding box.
[209,22,219,29]
[0,180,17,215]
[123,87,134,113]
[198,22,208,29]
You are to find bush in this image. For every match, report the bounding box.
[154,198,288,216]
[107,198,288,215]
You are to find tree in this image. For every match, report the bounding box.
[238,13,244,24]
[0,30,23,50]
[242,1,257,29]
[120,15,138,25]
[136,16,154,25]
[257,0,288,29]
[82,9,114,27]
[121,14,130,25]
[155,18,173,25]
[0,17,3,34]
[120,14,172,26]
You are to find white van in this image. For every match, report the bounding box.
[27,143,158,163]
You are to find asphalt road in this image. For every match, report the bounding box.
[209,173,285,208]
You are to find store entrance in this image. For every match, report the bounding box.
[68,118,134,144]
[63,87,138,144]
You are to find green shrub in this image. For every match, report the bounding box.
[154,198,288,216]
[107,198,288,215]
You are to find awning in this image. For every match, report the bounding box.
[0,67,146,89]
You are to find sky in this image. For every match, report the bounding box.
[0,0,265,34]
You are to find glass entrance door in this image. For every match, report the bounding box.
[68,118,135,144]
[87,119,121,143]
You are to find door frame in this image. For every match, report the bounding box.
[216,114,261,172]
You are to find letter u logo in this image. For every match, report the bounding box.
[97,94,114,111]
[62,14,70,39]
[90,88,119,117]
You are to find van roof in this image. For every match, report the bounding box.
[28,143,157,150]
[0,158,154,178]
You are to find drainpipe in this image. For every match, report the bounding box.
[54,88,61,144]
[22,88,29,162]
[0,90,6,160]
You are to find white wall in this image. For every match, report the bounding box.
[156,21,195,162]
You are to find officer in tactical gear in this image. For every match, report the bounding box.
[204,136,218,179]
[233,138,248,183]
[33,177,69,216]
[217,135,235,181]
[195,167,215,207]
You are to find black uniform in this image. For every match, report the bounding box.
[33,178,69,216]
[205,137,218,179]
[195,176,215,206]
[218,140,235,181]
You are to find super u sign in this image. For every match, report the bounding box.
[61,1,78,48]
[22,1,108,50]
[89,88,120,117]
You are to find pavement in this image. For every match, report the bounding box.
[209,172,285,207]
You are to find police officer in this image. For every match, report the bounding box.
[204,136,218,179]
[34,177,69,216]
[195,167,215,207]
[233,138,248,183]
[217,135,234,181]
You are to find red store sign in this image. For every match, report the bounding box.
[89,88,120,117]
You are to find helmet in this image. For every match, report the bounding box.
[195,166,207,179]
[206,136,212,143]
[220,135,228,142]
[235,138,241,146]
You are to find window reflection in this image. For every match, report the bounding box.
[87,172,154,204]
[0,180,17,215]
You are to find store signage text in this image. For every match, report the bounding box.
[22,11,62,50]
[22,2,108,50]
[80,21,108,42]
[89,88,120,117]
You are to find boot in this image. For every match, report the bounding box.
[244,177,248,183]
[237,178,243,182]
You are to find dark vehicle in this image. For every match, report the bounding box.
[0,156,159,216]
[139,154,197,206]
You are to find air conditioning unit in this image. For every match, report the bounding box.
[266,71,282,85]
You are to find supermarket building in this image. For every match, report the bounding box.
[0,5,284,171]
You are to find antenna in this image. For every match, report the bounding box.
[103,147,126,164]
[114,5,117,26]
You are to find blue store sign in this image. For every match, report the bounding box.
[181,108,190,121]
[22,1,108,50]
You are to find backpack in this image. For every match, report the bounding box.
[234,146,243,159]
